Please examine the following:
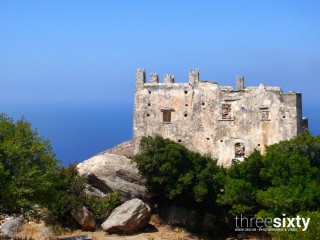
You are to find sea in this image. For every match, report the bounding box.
[0,102,133,166]
[1,101,318,167]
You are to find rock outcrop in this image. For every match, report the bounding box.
[71,206,96,231]
[77,154,147,200]
[98,140,134,158]
[101,198,151,234]
[0,216,24,239]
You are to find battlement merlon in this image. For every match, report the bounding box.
[135,68,146,90]
[236,76,244,91]
[150,73,159,84]
[164,74,175,83]
[189,68,200,87]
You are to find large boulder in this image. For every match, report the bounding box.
[0,216,24,239]
[101,198,151,234]
[71,206,96,231]
[77,154,147,200]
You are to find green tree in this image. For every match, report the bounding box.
[0,114,59,213]
[46,164,121,227]
[218,132,320,217]
[133,136,225,207]
[85,192,121,224]
[47,164,87,224]
[217,150,264,215]
[257,134,320,216]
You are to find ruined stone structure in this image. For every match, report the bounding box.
[133,69,308,166]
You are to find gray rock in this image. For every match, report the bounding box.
[83,183,107,197]
[77,154,147,200]
[71,206,96,231]
[101,198,151,234]
[0,216,24,239]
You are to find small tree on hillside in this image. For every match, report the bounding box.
[0,114,59,213]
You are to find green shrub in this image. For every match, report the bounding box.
[51,164,87,214]
[45,164,87,226]
[85,192,122,224]
[46,164,121,227]
[217,150,264,215]
[0,114,59,213]
[218,132,320,218]
[133,136,225,208]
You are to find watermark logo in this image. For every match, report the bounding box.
[234,214,310,232]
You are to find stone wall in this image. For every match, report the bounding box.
[133,69,305,167]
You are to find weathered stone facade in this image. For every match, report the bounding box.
[133,69,307,166]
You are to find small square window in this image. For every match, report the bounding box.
[222,104,231,119]
[259,107,270,121]
[161,108,175,123]
[261,111,269,120]
[163,111,171,122]
[235,143,245,158]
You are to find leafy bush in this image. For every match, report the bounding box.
[85,192,121,224]
[46,164,121,227]
[218,132,320,217]
[133,136,225,207]
[0,114,59,213]
[217,150,264,215]
[46,164,87,225]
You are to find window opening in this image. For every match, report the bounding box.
[161,108,175,123]
[222,104,232,119]
[235,143,245,158]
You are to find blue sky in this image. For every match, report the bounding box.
[0,1,320,164]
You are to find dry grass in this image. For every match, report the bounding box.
[13,215,200,240]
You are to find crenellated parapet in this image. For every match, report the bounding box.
[136,68,286,94]
[136,68,200,86]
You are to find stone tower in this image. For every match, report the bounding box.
[133,69,306,167]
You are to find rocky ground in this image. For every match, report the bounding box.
[12,215,271,240]
[14,216,205,240]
